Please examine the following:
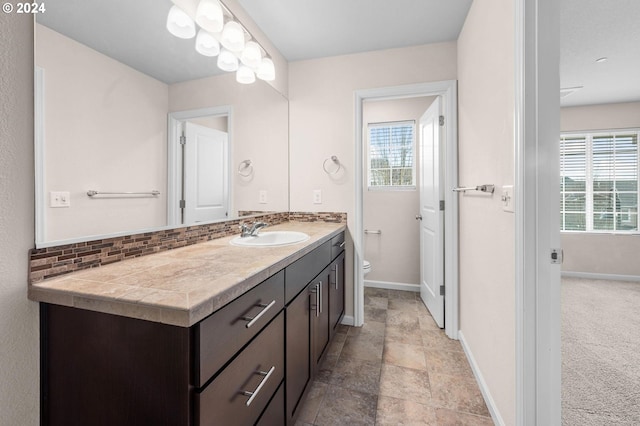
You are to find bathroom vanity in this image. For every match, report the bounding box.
[32,222,346,426]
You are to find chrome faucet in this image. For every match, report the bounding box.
[240,221,269,237]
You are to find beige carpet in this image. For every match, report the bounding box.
[562,277,640,425]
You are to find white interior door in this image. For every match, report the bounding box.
[183,122,229,224]
[419,97,445,328]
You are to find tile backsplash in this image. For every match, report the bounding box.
[29,212,346,283]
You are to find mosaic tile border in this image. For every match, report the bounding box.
[28,212,346,283]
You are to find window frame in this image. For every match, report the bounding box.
[366,120,417,191]
[560,128,640,235]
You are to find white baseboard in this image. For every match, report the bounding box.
[458,331,505,426]
[562,271,640,282]
[340,315,355,326]
[364,279,420,292]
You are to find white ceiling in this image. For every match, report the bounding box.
[560,0,640,106]
[37,0,640,107]
[236,0,473,61]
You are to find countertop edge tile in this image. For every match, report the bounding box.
[29,222,346,327]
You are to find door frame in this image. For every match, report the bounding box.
[515,0,561,423]
[167,106,233,226]
[354,80,459,339]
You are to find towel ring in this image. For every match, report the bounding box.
[238,160,253,177]
[323,156,341,174]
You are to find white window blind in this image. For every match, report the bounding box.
[367,121,415,189]
[560,130,639,232]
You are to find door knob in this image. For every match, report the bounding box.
[415,214,422,220]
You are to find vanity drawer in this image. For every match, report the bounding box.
[256,380,285,426]
[330,232,345,260]
[195,270,284,387]
[196,312,285,426]
[285,240,331,303]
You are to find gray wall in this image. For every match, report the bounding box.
[0,13,39,425]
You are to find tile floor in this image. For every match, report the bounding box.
[295,287,493,426]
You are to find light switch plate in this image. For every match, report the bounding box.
[259,190,267,204]
[501,185,514,213]
[50,191,70,208]
[313,189,322,204]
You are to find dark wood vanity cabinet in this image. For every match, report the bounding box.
[42,271,287,426]
[329,251,346,339]
[40,231,346,426]
[284,281,313,422]
[41,303,192,426]
[284,233,345,424]
[311,266,330,369]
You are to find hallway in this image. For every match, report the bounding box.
[296,287,492,425]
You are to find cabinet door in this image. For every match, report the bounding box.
[312,266,330,370]
[329,252,346,338]
[285,285,312,423]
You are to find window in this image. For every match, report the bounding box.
[560,130,639,232]
[367,121,415,189]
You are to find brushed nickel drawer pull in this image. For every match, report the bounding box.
[241,366,275,407]
[241,300,276,329]
[334,264,339,290]
[318,281,323,314]
[310,284,319,317]
[338,241,346,248]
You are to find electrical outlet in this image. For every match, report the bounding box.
[501,185,514,213]
[50,191,71,208]
[259,190,267,204]
[313,189,322,204]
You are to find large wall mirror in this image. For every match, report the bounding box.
[34,0,289,247]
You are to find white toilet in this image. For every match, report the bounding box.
[363,260,372,276]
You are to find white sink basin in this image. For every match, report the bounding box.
[230,231,310,247]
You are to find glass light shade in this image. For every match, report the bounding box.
[195,29,220,57]
[236,65,256,84]
[220,21,245,52]
[217,48,239,72]
[195,0,224,34]
[166,5,196,39]
[241,41,262,69]
[256,57,276,81]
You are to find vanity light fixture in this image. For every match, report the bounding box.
[236,65,256,84]
[166,5,196,39]
[217,48,239,72]
[195,0,224,33]
[241,41,262,68]
[167,0,275,84]
[195,29,221,57]
[220,21,246,52]
[256,57,276,81]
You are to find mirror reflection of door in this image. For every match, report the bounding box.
[181,118,229,224]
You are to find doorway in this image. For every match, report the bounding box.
[354,80,459,338]
[362,95,448,328]
[167,106,233,227]
[362,97,435,293]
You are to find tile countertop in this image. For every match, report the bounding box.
[28,221,346,327]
